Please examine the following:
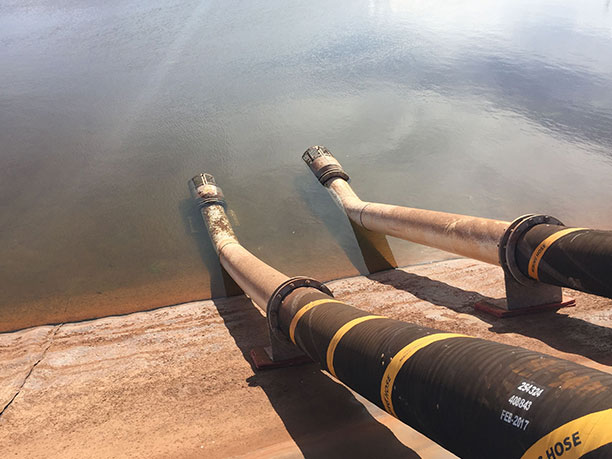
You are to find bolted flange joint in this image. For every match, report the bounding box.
[499,214,564,286]
[302,146,350,185]
[189,173,226,208]
[266,276,333,344]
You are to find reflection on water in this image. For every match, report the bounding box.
[1,0,612,331]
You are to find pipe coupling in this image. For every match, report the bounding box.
[189,173,226,208]
[499,214,564,285]
[302,146,350,185]
[266,276,333,342]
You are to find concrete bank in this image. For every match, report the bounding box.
[1,258,611,458]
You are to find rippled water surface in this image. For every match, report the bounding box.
[2,0,612,331]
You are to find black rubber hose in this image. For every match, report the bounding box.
[278,289,612,458]
[515,224,612,298]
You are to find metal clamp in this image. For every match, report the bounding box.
[189,173,226,208]
[302,146,350,185]
[266,276,333,341]
[499,214,564,286]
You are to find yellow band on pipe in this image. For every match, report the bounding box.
[380,333,470,417]
[527,228,587,280]
[326,315,384,378]
[289,299,344,344]
[521,409,612,459]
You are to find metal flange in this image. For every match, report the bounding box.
[499,214,564,286]
[266,276,333,342]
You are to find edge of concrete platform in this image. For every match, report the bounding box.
[1,258,611,458]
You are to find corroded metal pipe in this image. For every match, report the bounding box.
[303,146,508,265]
[189,173,288,309]
[302,146,612,300]
[189,172,612,458]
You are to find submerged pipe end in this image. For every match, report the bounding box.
[189,173,226,208]
[302,145,350,186]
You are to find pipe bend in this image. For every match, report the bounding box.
[326,177,370,225]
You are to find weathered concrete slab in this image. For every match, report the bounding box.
[1,258,611,458]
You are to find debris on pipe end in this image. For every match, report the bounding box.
[302,146,350,185]
[189,173,226,208]
[190,172,217,187]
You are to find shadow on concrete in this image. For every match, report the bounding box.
[211,296,422,458]
[369,268,612,367]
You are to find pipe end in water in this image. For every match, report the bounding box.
[189,173,226,208]
[302,145,350,185]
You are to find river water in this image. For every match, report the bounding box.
[1,0,612,331]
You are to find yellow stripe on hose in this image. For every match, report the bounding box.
[527,228,587,280]
[380,333,469,417]
[326,315,384,378]
[520,409,612,459]
[289,299,344,344]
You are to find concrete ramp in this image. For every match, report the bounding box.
[1,259,611,458]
